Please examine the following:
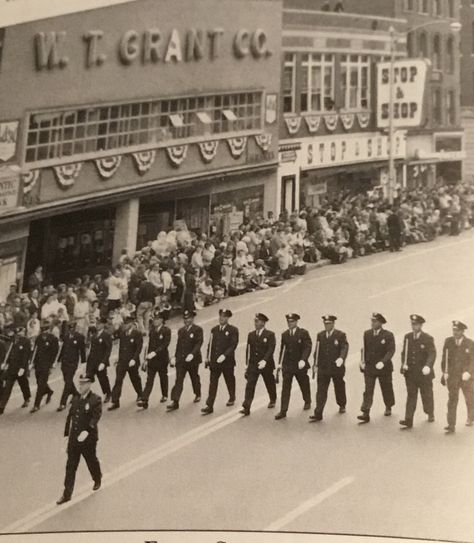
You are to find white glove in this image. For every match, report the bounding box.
[217,354,226,364]
[62,437,68,453]
[335,358,344,368]
[462,371,471,382]
[18,368,25,377]
[129,359,136,368]
[0,363,6,371]
[146,352,156,360]
[77,431,88,442]
[98,363,105,372]
[443,373,449,381]
[258,360,266,370]
[360,363,366,371]
[185,354,194,362]
[422,366,431,376]
[298,360,305,370]
[375,362,384,370]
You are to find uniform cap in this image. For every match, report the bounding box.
[98,316,108,324]
[78,373,95,383]
[219,308,233,318]
[255,313,269,323]
[371,313,387,324]
[286,313,300,321]
[452,320,467,331]
[40,320,50,330]
[183,310,196,319]
[410,314,425,324]
[322,315,337,323]
[153,311,167,321]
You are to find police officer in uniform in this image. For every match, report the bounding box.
[57,320,86,411]
[167,310,203,411]
[31,321,60,413]
[202,309,239,415]
[275,313,312,420]
[0,326,31,414]
[57,374,102,505]
[309,315,349,422]
[441,320,474,433]
[357,313,395,423]
[240,313,277,416]
[86,317,112,403]
[108,317,143,410]
[139,311,171,409]
[399,314,436,429]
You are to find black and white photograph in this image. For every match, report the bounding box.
[0,1,473,542]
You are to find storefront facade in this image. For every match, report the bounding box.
[0,0,282,284]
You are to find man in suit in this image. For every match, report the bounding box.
[275,313,312,420]
[309,315,349,422]
[399,314,436,429]
[86,317,112,403]
[357,313,396,423]
[202,309,239,415]
[31,321,60,413]
[57,320,86,412]
[167,310,203,411]
[441,320,474,433]
[240,313,277,416]
[108,317,143,410]
[57,374,102,505]
[0,326,31,414]
[387,206,404,252]
[139,312,171,409]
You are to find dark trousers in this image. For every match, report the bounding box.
[60,368,78,407]
[280,370,311,414]
[142,366,169,401]
[404,374,434,422]
[0,376,31,409]
[361,372,395,413]
[206,365,236,408]
[111,364,142,404]
[388,232,401,252]
[63,440,102,499]
[34,369,53,408]
[171,362,201,404]
[447,378,474,428]
[243,368,277,409]
[96,368,111,396]
[315,373,346,416]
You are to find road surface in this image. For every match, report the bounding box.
[1,232,474,541]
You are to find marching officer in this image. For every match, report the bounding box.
[399,315,436,429]
[357,313,395,423]
[57,320,86,412]
[0,326,31,414]
[275,313,312,420]
[108,317,143,411]
[441,320,474,433]
[309,315,349,423]
[57,374,102,505]
[202,309,239,415]
[167,310,203,412]
[240,313,277,416]
[139,311,171,409]
[86,317,112,403]
[31,321,60,413]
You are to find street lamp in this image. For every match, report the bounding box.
[386,21,461,204]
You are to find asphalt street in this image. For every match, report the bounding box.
[1,232,474,540]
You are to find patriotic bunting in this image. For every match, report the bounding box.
[166,145,188,167]
[304,115,321,133]
[284,116,302,135]
[323,113,338,131]
[357,111,371,129]
[94,156,122,179]
[21,170,40,194]
[340,112,355,131]
[226,137,248,159]
[132,150,156,175]
[53,163,82,188]
[198,140,219,163]
[254,133,272,152]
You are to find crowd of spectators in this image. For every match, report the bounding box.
[1,181,473,341]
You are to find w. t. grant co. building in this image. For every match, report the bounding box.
[0,0,281,285]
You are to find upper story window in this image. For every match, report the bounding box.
[300,53,335,113]
[25,91,263,166]
[432,88,443,125]
[446,36,455,73]
[283,53,297,114]
[420,0,430,14]
[433,0,442,16]
[432,34,442,70]
[340,55,371,110]
[447,0,455,17]
[419,32,428,58]
[404,0,415,10]
[446,89,457,125]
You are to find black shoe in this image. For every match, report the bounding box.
[107,403,120,411]
[303,402,311,410]
[309,415,323,423]
[399,420,413,429]
[0,408,4,415]
[139,401,148,410]
[226,400,235,407]
[160,397,167,403]
[56,405,66,412]
[427,414,435,423]
[267,401,276,409]
[21,400,30,408]
[384,408,392,417]
[339,406,346,414]
[444,426,455,434]
[92,480,101,491]
[104,394,111,404]
[239,408,250,416]
[167,402,179,411]
[357,413,370,423]
[56,495,71,505]
[275,412,287,420]
[466,419,473,427]
[46,390,54,405]
[30,406,39,413]
[201,406,214,415]
[193,396,201,403]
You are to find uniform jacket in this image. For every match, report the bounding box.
[147,326,171,367]
[246,328,276,371]
[279,327,312,372]
[207,324,239,368]
[175,324,203,365]
[2,337,31,379]
[441,336,474,378]
[86,330,113,373]
[33,332,59,371]
[401,331,436,378]
[64,391,102,444]
[59,331,86,370]
[116,328,143,366]
[315,329,349,376]
[363,328,395,375]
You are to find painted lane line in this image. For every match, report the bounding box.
[265,476,355,531]
[367,279,427,299]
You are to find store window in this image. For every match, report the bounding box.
[283,53,296,114]
[419,32,428,58]
[446,36,455,74]
[340,55,370,110]
[446,90,457,125]
[300,54,335,113]
[432,34,442,70]
[0,257,17,303]
[433,0,442,16]
[432,88,442,125]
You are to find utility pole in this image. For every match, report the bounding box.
[387,25,396,205]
